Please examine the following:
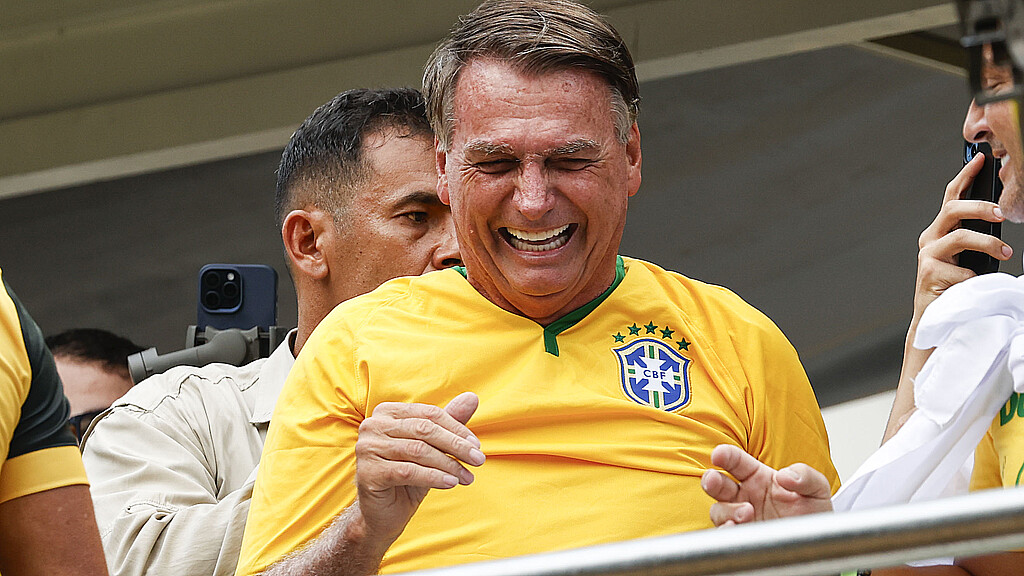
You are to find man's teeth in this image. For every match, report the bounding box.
[506,224,571,252]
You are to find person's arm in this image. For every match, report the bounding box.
[81,373,261,576]
[0,484,108,576]
[0,274,107,575]
[884,156,1010,442]
[256,393,483,576]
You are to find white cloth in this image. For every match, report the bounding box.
[833,273,1024,512]
[81,334,294,576]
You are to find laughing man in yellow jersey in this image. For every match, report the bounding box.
[235,1,838,575]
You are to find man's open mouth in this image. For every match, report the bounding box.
[500,224,577,252]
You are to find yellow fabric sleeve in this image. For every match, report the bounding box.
[236,305,367,576]
[0,445,88,504]
[0,273,31,466]
[971,430,1002,491]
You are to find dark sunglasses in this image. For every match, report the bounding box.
[68,408,106,442]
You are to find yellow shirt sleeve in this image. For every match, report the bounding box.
[0,270,88,504]
[236,309,366,575]
[971,429,1002,491]
[748,321,839,493]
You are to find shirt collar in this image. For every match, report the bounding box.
[249,329,297,425]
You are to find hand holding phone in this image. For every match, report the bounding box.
[958,141,1003,275]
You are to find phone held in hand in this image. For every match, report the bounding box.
[959,141,1003,275]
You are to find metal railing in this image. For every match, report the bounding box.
[395,487,1024,576]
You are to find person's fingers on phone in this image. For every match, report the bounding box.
[922,156,990,247]
[942,153,985,205]
[943,200,1004,225]
[921,198,1003,249]
[930,228,1014,264]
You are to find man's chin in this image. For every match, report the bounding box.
[1001,183,1024,223]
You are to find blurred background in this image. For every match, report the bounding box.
[0,0,993,477]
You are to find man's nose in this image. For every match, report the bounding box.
[431,215,462,270]
[512,163,554,220]
[963,99,991,143]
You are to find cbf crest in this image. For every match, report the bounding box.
[614,337,691,411]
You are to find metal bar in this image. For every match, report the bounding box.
[393,487,1024,576]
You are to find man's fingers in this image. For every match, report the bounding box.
[358,459,464,491]
[923,228,1012,266]
[709,502,754,528]
[709,444,766,482]
[921,198,1003,248]
[939,200,1004,226]
[360,415,485,468]
[372,399,479,446]
[942,153,984,204]
[775,464,833,501]
[701,469,740,502]
[364,437,478,485]
[444,392,480,428]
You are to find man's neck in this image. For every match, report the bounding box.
[465,257,621,327]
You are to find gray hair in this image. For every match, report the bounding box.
[423,0,640,151]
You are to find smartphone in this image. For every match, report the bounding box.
[196,264,278,331]
[958,141,1003,275]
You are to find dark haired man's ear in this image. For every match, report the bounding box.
[281,209,333,280]
[436,138,451,206]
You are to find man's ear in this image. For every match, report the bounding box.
[625,122,642,198]
[436,136,451,206]
[281,209,332,280]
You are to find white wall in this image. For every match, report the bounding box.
[821,391,897,482]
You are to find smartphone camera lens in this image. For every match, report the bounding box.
[200,268,242,311]
[202,270,221,289]
[203,290,221,309]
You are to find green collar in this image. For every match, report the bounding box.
[453,256,626,356]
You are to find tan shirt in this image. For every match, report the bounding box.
[81,334,294,576]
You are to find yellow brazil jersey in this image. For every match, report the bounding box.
[237,257,838,575]
[0,269,87,505]
[972,392,1024,489]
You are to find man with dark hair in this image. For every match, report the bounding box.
[0,272,108,575]
[81,87,460,576]
[45,328,145,440]
[236,2,835,575]
[699,2,1024,574]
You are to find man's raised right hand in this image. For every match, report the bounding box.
[352,392,485,551]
